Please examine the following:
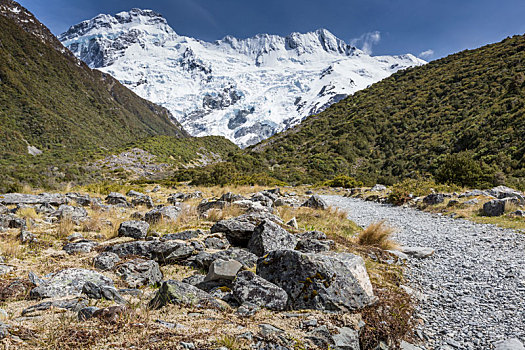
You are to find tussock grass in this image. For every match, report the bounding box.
[0,234,25,261]
[55,216,75,240]
[217,334,245,350]
[356,221,398,250]
[17,207,40,221]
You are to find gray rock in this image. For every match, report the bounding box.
[513,210,525,217]
[211,217,256,247]
[0,205,7,215]
[306,325,333,348]
[459,189,490,198]
[494,339,525,350]
[423,193,445,205]
[247,219,297,256]
[483,199,508,217]
[148,280,224,310]
[30,268,114,299]
[118,220,150,239]
[163,229,203,241]
[296,239,333,253]
[18,230,36,244]
[371,184,387,192]
[168,192,202,204]
[67,232,84,241]
[205,259,242,282]
[251,192,274,207]
[257,250,375,311]
[114,259,163,288]
[332,327,360,350]
[182,274,206,286]
[0,309,7,321]
[107,240,194,264]
[0,214,26,230]
[400,246,435,258]
[400,341,425,350]
[82,281,126,304]
[0,265,13,276]
[28,271,44,286]
[236,302,260,317]
[258,323,284,337]
[488,186,525,203]
[52,204,88,220]
[0,193,66,206]
[180,342,195,349]
[204,236,230,250]
[196,200,227,215]
[126,190,145,197]
[0,323,7,340]
[220,192,245,203]
[93,252,120,270]
[22,298,89,316]
[232,271,288,310]
[145,206,181,223]
[105,192,129,206]
[131,195,154,208]
[301,195,328,210]
[78,306,99,321]
[66,193,99,207]
[63,240,98,254]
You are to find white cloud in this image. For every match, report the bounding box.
[350,31,381,55]
[419,49,434,58]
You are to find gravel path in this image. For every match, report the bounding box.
[322,195,525,350]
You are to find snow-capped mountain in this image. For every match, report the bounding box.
[60,9,426,147]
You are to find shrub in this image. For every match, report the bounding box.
[321,175,363,188]
[436,153,491,188]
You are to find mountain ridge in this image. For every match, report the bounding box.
[60,9,425,147]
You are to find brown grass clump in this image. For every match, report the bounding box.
[55,216,76,239]
[17,207,40,221]
[216,334,246,350]
[0,278,33,302]
[82,209,105,233]
[356,221,398,251]
[0,234,25,260]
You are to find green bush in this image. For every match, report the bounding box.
[436,153,493,188]
[321,175,363,188]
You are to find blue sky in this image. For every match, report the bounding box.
[18,0,525,60]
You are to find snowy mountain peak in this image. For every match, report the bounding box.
[61,9,426,147]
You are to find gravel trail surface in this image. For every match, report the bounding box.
[322,195,525,350]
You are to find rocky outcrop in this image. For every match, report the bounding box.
[301,195,328,210]
[93,252,120,270]
[107,240,194,264]
[144,206,181,223]
[257,250,375,311]
[483,199,507,217]
[204,259,242,282]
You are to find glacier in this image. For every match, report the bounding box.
[60,8,426,147]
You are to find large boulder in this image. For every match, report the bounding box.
[247,219,297,256]
[211,212,283,247]
[114,259,162,288]
[0,214,26,230]
[189,248,258,270]
[301,195,328,210]
[148,280,224,310]
[30,268,114,299]
[232,271,288,311]
[257,250,375,311]
[423,193,444,205]
[131,195,154,208]
[118,220,150,239]
[107,240,194,264]
[483,199,507,217]
[52,205,88,220]
[144,206,181,223]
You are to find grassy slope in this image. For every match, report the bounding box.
[249,34,525,186]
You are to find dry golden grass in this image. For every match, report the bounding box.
[356,221,398,250]
[55,217,75,240]
[0,233,25,261]
[16,207,40,221]
[205,205,244,222]
[81,208,106,233]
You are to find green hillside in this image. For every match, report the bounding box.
[0,1,198,190]
[244,34,525,188]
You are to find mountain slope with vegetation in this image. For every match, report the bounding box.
[242,34,525,188]
[0,1,239,191]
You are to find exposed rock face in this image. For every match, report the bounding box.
[0,193,67,206]
[400,246,435,259]
[114,259,163,288]
[82,282,126,304]
[52,205,88,220]
[30,268,114,299]
[131,195,154,208]
[211,212,283,246]
[257,250,375,311]
[118,220,150,239]
[0,214,26,230]
[247,219,297,256]
[148,280,224,310]
[232,271,288,311]
[301,195,328,210]
[488,186,525,204]
[144,206,181,223]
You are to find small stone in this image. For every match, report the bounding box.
[286,217,298,229]
[93,252,120,271]
[205,259,242,282]
[118,221,149,239]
